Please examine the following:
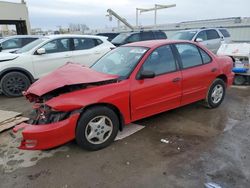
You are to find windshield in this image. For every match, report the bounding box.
[16,38,48,53]
[111,33,131,44]
[91,46,148,78]
[171,31,197,40]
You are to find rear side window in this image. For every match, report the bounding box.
[219,29,230,38]
[154,31,167,39]
[199,48,212,64]
[22,38,38,46]
[142,45,176,75]
[73,38,101,50]
[141,32,154,41]
[206,30,220,40]
[175,43,203,69]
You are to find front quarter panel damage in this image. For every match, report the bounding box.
[46,81,131,124]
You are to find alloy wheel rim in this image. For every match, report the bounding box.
[5,76,26,95]
[211,84,223,104]
[85,116,113,144]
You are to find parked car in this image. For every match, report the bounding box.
[0,35,39,53]
[171,28,231,53]
[111,30,167,46]
[13,40,234,151]
[96,32,120,42]
[0,34,114,97]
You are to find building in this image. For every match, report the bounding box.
[0,0,31,36]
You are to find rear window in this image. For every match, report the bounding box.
[219,29,230,38]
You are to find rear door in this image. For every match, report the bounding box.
[205,29,222,53]
[32,38,74,78]
[130,44,182,121]
[174,43,219,105]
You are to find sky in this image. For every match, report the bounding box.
[2,0,250,30]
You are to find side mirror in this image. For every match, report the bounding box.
[36,48,46,55]
[195,38,203,42]
[139,70,155,79]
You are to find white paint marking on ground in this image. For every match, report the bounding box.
[231,85,249,90]
[115,123,145,141]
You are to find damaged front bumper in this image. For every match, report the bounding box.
[13,113,80,150]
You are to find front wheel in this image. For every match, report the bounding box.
[0,72,30,97]
[204,78,226,108]
[76,106,119,151]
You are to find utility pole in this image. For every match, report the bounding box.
[136,4,176,27]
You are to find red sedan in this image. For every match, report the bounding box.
[13,40,234,151]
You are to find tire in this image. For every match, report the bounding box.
[233,75,246,85]
[204,78,226,109]
[76,106,119,151]
[0,72,31,97]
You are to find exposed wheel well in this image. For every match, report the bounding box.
[0,69,34,83]
[217,74,228,85]
[81,103,125,131]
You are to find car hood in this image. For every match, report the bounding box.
[0,52,19,61]
[25,63,119,97]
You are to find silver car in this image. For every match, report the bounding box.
[171,28,231,54]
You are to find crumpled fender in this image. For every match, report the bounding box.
[46,80,131,124]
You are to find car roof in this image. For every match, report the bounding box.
[179,27,228,33]
[124,39,195,48]
[3,35,40,39]
[45,34,108,40]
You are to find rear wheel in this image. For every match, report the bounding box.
[0,72,30,97]
[76,106,119,151]
[204,78,226,108]
[233,75,246,85]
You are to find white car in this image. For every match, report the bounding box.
[0,35,39,53]
[171,28,231,53]
[0,34,115,97]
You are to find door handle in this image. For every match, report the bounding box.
[172,77,181,83]
[211,68,217,72]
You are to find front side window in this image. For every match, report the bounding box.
[175,43,203,69]
[73,38,101,50]
[2,38,22,49]
[154,31,167,39]
[171,31,197,40]
[42,38,70,54]
[142,45,177,75]
[206,30,220,40]
[196,31,207,41]
[91,46,148,78]
[127,34,140,43]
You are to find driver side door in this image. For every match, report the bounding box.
[130,45,182,121]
